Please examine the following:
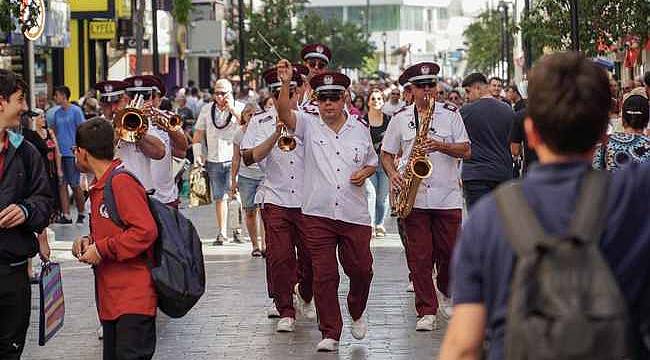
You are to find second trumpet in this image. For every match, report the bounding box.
[277,125,296,152]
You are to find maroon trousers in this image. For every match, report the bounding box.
[260,204,313,319]
[402,208,461,317]
[301,215,373,340]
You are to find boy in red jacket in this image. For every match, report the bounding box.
[72,117,159,360]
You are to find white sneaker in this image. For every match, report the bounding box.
[267,304,280,318]
[351,318,368,340]
[438,294,453,321]
[416,315,437,331]
[406,281,414,292]
[316,338,339,352]
[96,325,103,340]
[276,317,295,332]
[294,283,317,320]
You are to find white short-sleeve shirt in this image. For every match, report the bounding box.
[195,100,245,163]
[295,110,378,226]
[381,102,469,210]
[150,129,179,204]
[115,123,166,191]
[241,108,304,208]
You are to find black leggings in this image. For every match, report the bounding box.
[0,262,30,360]
[102,314,156,360]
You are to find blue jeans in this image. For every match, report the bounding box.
[206,161,232,200]
[367,164,390,226]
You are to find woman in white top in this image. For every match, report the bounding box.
[231,103,266,257]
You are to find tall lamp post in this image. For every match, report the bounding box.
[238,0,245,94]
[381,32,387,74]
[498,1,510,84]
[569,0,580,51]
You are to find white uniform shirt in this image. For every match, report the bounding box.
[195,100,245,163]
[233,127,264,180]
[381,102,469,210]
[150,129,179,204]
[295,110,378,226]
[115,124,166,191]
[241,108,304,208]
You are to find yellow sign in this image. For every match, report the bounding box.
[70,0,108,13]
[89,21,116,40]
[116,0,132,19]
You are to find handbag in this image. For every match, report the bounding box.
[188,164,213,207]
[38,261,65,346]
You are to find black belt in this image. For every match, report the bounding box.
[0,259,28,268]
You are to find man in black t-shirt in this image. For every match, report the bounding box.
[460,73,514,208]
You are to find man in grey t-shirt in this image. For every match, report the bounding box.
[460,73,514,208]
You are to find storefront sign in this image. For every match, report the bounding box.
[89,21,116,40]
[70,0,108,12]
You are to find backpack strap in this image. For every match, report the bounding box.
[103,167,143,229]
[569,170,609,244]
[494,182,555,256]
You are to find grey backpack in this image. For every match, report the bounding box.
[494,171,629,360]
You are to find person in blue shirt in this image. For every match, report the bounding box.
[51,86,86,224]
[440,52,650,359]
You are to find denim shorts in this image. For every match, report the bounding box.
[61,156,80,187]
[206,161,231,200]
[238,176,261,210]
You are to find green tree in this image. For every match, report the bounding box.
[296,11,376,69]
[0,0,39,34]
[463,9,514,75]
[520,0,649,56]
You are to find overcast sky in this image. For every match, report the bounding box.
[462,0,490,15]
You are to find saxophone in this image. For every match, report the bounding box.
[391,95,435,218]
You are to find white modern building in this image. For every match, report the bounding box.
[303,0,472,79]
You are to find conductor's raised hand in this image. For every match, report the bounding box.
[276,59,293,84]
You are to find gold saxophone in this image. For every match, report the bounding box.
[391,95,435,218]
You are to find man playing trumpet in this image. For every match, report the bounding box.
[240,64,315,332]
[381,62,470,331]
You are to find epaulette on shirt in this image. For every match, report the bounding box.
[443,102,458,112]
[392,105,410,116]
[253,109,266,116]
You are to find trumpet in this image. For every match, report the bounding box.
[150,108,183,132]
[114,94,148,143]
[277,125,296,152]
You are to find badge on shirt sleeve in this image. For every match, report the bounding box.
[408,121,416,129]
[99,204,110,219]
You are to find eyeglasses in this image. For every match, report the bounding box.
[317,93,343,102]
[413,83,436,89]
[307,59,327,70]
[214,91,228,97]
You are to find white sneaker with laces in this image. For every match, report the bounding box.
[438,293,453,320]
[276,317,295,332]
[316,338,339,352]
[267,304,280,318]
[294,283,317,320]
[351,318,368,340]
[406,281,414,292]
[416,315,436,331]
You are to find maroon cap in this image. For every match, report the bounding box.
[94,80,128,103]
[301,43,331,64]
[401,62,440,85]
[309,72,351,93]
[263,64,310,89]
[142,75,166,96]
[124,75,157,93]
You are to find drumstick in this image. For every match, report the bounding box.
[256,31,284,60]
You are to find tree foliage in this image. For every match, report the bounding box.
[463,9,514,75]
[520,0,649,56]
[172,0,192,25]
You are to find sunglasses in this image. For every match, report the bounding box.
[317,93,343,102]
[413,83,436,89]
[214,91,228,97]
[307,59,327,70]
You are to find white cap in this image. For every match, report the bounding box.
[214,79,233,93]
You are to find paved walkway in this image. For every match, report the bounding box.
[24,200,447,359]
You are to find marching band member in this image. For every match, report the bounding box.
[147,75,188,208]
[114,76,166,190]
[381,63,470,331]
[95,81,130,120]
[276,60,377,352]
[240,64,315,333]
[299,43,331,112]
[192,79,245,245]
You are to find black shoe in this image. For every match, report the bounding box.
[55,216,73,224]
[76,214,86,224]
[251,249,262,257]
[233,233,244,244]
[212,234,224,246]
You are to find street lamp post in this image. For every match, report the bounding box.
[498,1,510,83]
[569,0,580,51]
[381,32,387,74]
[238,0,246,95]
[152,0,159,76]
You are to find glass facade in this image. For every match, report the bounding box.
[401,6,423,31]
[307,6,344,21]
[310,5,420,32]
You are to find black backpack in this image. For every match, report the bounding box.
[104,167,206,318]
[494,171,629,360]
